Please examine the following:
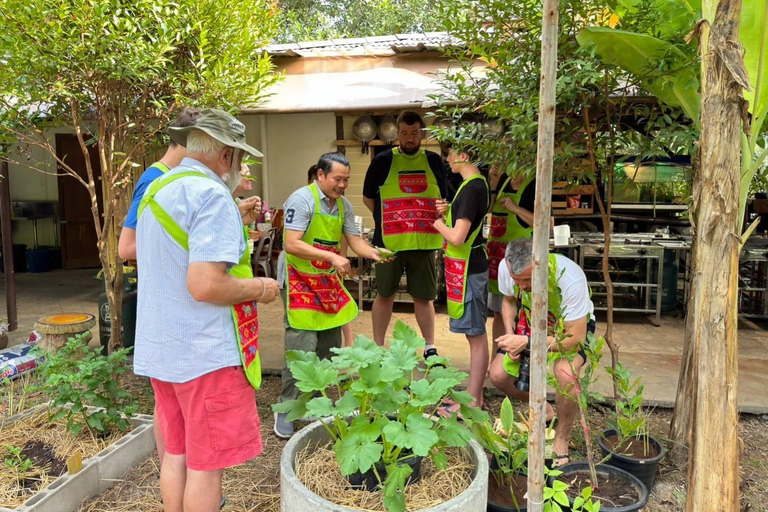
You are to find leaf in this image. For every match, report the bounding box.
[382,462,412,512]
[431,450,448,470]
[348,415,386,442]
[577,27,700,121]
[500,397,515,435]
[334,434,383,476]
[335,391,361,417]
[740,0,768,116]
[271,394,312,422]
[409,379,446,407]
[391,320,425,351]
[305,397,334,419]
[290,359,338,392]
[382,413,439,457]
[87,414,104,431]
[436,417,473,447]
[381,340,420,374]
[554,490,570,506]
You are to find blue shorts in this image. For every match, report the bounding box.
[449,272,488,337]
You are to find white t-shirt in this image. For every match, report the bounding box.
[497,254,594,322]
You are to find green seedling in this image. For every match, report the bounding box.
[4,445,33,473]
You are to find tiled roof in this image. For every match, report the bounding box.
[265,32,459,57]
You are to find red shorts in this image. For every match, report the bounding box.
[151,366,262,471]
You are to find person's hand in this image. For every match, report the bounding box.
[435,199,449,216]
[238,196,262,225]
[248,230,264,241]
[500,197,519,214]
[368,247,394,264]
[433,217,445,231]
[256,277,279,304]
[489,164,501,190]
[496,333,529,357]
[330,253,351,275]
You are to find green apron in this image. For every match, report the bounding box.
[488,174,533,295]
[379,148,443,251]
[503,254,569,377]
[137,170,263,389]
[285,183,358,331]
[152,162,170,174]
[443,174,488,320]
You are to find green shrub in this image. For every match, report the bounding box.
[35,333,137,436]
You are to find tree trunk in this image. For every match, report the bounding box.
[527,1,559,510]
[679,0,746,508]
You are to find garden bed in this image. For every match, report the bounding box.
[74,375,768,512]
[0,405,153,512]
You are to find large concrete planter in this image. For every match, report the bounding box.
[0,404,154,512]
[280,420,489,512]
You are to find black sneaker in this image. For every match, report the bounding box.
[424,348,446,368]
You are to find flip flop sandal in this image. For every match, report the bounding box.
[552,454,570,468]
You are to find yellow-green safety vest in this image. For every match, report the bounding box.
[285,183,358,331]
[488,174,534,295]
[379,148,443,251]
[137,170,263,389]
[443,173,488,319]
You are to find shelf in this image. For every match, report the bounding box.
[594,307,656,313]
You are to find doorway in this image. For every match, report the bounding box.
[55,134,103,268]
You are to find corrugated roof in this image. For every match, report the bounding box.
[265,32,459,58]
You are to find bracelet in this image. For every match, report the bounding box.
[526,335,531,350]
[257,277,267,302]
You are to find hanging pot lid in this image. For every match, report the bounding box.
[481,118,505,138]
[352,115,377,142]
[378,115,398,143]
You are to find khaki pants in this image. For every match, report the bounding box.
[278,289,342,404]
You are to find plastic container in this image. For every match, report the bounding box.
[26,247,54,273]
[98,272,138,354]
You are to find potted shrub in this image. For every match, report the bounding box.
[274,320,490,512]
[597,363,666,491]
[549,332,650,512]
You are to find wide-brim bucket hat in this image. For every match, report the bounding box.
[169,108,263,157]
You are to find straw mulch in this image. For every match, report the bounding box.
[1,409,128,509]
[295,443,474,511]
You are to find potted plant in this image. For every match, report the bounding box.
[597,363,666,491]
[549,331,649,512]
[274,320,490,512]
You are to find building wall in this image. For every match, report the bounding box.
[7,128,74,249]
[259,112,337,208]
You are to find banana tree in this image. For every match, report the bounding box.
[577,0,767,235]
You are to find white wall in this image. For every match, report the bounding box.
[6,128,74,248]
[260,112,337,208]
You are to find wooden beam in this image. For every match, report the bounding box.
[335,115,345,155]
[332,139,442,146]
[528,1,559,510]
[0,160,17,331]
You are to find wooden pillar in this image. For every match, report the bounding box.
[0,160,18,331]
[528,0,559,510]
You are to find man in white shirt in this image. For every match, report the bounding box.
[489,238,595,467]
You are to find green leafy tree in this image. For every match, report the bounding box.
[433,0,698,406]
[0,0,279,352]
[274,0,444,43]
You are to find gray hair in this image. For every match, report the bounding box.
[186,130,226,158]
[505,239,534,274]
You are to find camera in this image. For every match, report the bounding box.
[516,348,531,391]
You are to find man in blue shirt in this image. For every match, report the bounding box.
[118,108,200,261]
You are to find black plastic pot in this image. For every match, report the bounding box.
[597,428,665,491]
[346,454,423,491]
[553,462,649,512]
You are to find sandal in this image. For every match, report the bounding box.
[552,453,570,468]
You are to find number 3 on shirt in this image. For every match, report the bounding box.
[285,208,295,224]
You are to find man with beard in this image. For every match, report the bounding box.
[362,111,448,356]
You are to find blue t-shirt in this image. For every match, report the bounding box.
[124,163,168,229]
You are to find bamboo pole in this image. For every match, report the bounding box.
[527,0,560,510]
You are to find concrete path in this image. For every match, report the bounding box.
[2,269,767,413]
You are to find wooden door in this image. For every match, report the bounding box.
[56,134,103,268]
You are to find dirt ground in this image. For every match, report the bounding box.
[42,373,765,512]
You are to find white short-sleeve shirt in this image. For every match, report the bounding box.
[497,253,594,322]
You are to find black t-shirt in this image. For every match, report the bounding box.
[362,148,449,247]
[494,177,537,229]
[451,177,490,274]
